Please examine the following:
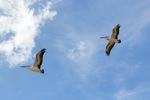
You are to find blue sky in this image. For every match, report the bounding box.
[0,0,150,100]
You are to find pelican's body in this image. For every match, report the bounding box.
[27,66,43,72]
[21,48,46,74]
[101,24,121,56]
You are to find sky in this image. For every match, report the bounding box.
[0,0,150,100]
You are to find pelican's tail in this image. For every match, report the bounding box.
[118,39,121,43]
[40,69,44,74]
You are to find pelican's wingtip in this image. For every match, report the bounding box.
[106,51,110,56]
[42,48,46,50]
[41,48,46,52]
[117,24,121,27]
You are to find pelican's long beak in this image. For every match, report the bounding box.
[100,36,106,39]
[21,66,30,68]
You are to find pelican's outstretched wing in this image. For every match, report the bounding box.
[106,42,115,56]
[111,24,120,39]
[33,48,46,69]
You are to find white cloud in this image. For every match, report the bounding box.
[66,32,99,62]
[115,83,150,100]
[0,0,57,67]
[66,41,98,80]
[68,41,87,60]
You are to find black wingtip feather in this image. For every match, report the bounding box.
[41,69,44,74]
[41,48,46,53]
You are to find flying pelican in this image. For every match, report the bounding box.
[21,48,46,74]
[100,24,121,56]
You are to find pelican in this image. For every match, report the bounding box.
[100,24,121,56]
[21,48,46,74]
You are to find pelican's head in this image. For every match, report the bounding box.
[40,69,44,74]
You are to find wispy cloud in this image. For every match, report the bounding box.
[115,83,150,100]
[67,41,94,61]
[0,0,57,67]
[56,30,100,80]
[66,40,99,80]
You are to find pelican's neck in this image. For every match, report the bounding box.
[105,36,110,40]
[28,66,33,70]
[28,66,41,72]
[100,36,110,41]
[109,37,119,43]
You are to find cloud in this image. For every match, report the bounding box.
[67,41,92,61]
[115,83,150,100]
[0,0,57,67]
[66,40,98,80]
[59,31,100,80]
